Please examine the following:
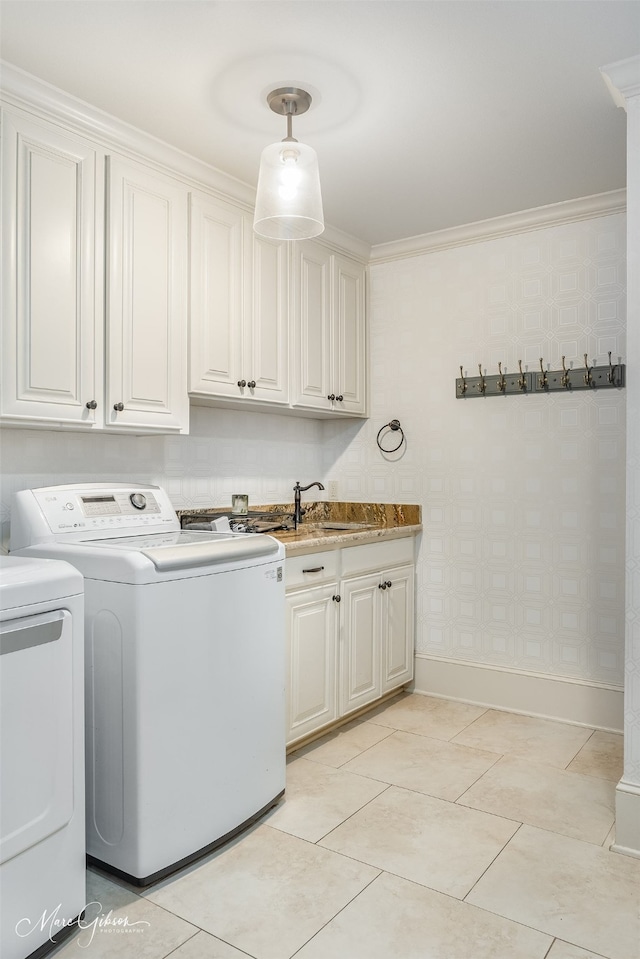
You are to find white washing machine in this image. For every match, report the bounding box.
[10,483,286,886]
[0,555,85,959]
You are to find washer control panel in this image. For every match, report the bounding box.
[25,485,176,536]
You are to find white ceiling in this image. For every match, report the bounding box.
[1,1,638,246]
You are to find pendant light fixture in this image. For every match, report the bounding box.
[253,87,324,241]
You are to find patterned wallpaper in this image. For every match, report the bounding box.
[0,210,627,697]
[0,408,324,551]
[325,212,627,688]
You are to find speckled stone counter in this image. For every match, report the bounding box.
[178,502,422,557]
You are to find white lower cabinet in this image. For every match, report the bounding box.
[341,563,415,717]
[286,583,340,744]
[285,538,415,746]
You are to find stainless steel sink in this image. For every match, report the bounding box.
[309,521,376,531]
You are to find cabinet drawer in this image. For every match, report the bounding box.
[286,550,339,589]
[341,536,415,577]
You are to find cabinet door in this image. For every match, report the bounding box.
[381,564,415,692]
[286,584,339,744]
[245,230,289,405]
[189,192,244,398]
[292,240,332,411]
[106,155,188,432]
[332,253,367,416]
[1,111,100,427]
[341,572,381,716]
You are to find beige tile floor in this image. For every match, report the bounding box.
[50,693,637,959]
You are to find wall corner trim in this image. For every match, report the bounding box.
[612,779,640,859]
[369,190,627,263]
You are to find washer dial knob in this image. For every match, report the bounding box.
[130,493,147,510]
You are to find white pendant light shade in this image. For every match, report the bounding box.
[253,86,324,241]
[254,140,324,240]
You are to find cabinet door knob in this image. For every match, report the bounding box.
[237,379,247,388]
[113,402,124,412]
[327,394,335,401]
[332,594,341,603]
[378,582,387,590]
[386,581,392,588]
[247,380,256,389]
[85,400,97,410]
[336,394,344,402]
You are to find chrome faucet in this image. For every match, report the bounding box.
[293,481,325,528]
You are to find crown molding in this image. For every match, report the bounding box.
[601,55,640,108]
[0,60,370,262]
[0,60,257,206]
[369,190,627,263]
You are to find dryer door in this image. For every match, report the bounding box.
[0,609,74,863]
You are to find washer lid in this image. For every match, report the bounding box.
[80,529,279,571]
[0,556,83,611]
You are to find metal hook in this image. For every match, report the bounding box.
[583,353,592,388]
[518,360,526,391]
[561,355,570,389]
[476,363,486,393]
[538,357,548,390]
[607,351,617,385]
[459,365,467,395]
[497,362,506,392]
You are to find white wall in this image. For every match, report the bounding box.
[325,210,627,698]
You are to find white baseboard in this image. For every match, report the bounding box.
[612,781,640,859]
[413,654,623,732]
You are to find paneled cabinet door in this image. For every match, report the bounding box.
[286,584,339,744]
[293,241,367,416]
[246,231,289,404]
[292,240,332,411]
[1,111,100,427]
[189,192,244,398]
[106,155,189,432]
[381,564,415,692]
[189,192,289,406]
[332,253,367,416]
[340,572,382,716]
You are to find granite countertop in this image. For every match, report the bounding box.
[268,520,422,556]
[178,502,422,557]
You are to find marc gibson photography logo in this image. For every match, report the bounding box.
[16,901,151,948]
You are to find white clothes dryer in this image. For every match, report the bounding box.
[0,555,85,959]
[11,484,286,886]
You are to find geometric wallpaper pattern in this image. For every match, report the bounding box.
[0,211,627,703]
[325,212,627,689]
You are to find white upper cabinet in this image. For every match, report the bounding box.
[189,192,289,408]
[106,155,189,432]
[333,253,367,415]
[1,111,101,427]
[1,76,368,429]
[1,110,189,433]
[292,240,367,417]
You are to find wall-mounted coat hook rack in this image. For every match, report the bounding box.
[532,352,625,393]
[456,361,533,398]
[457,353,625,399]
